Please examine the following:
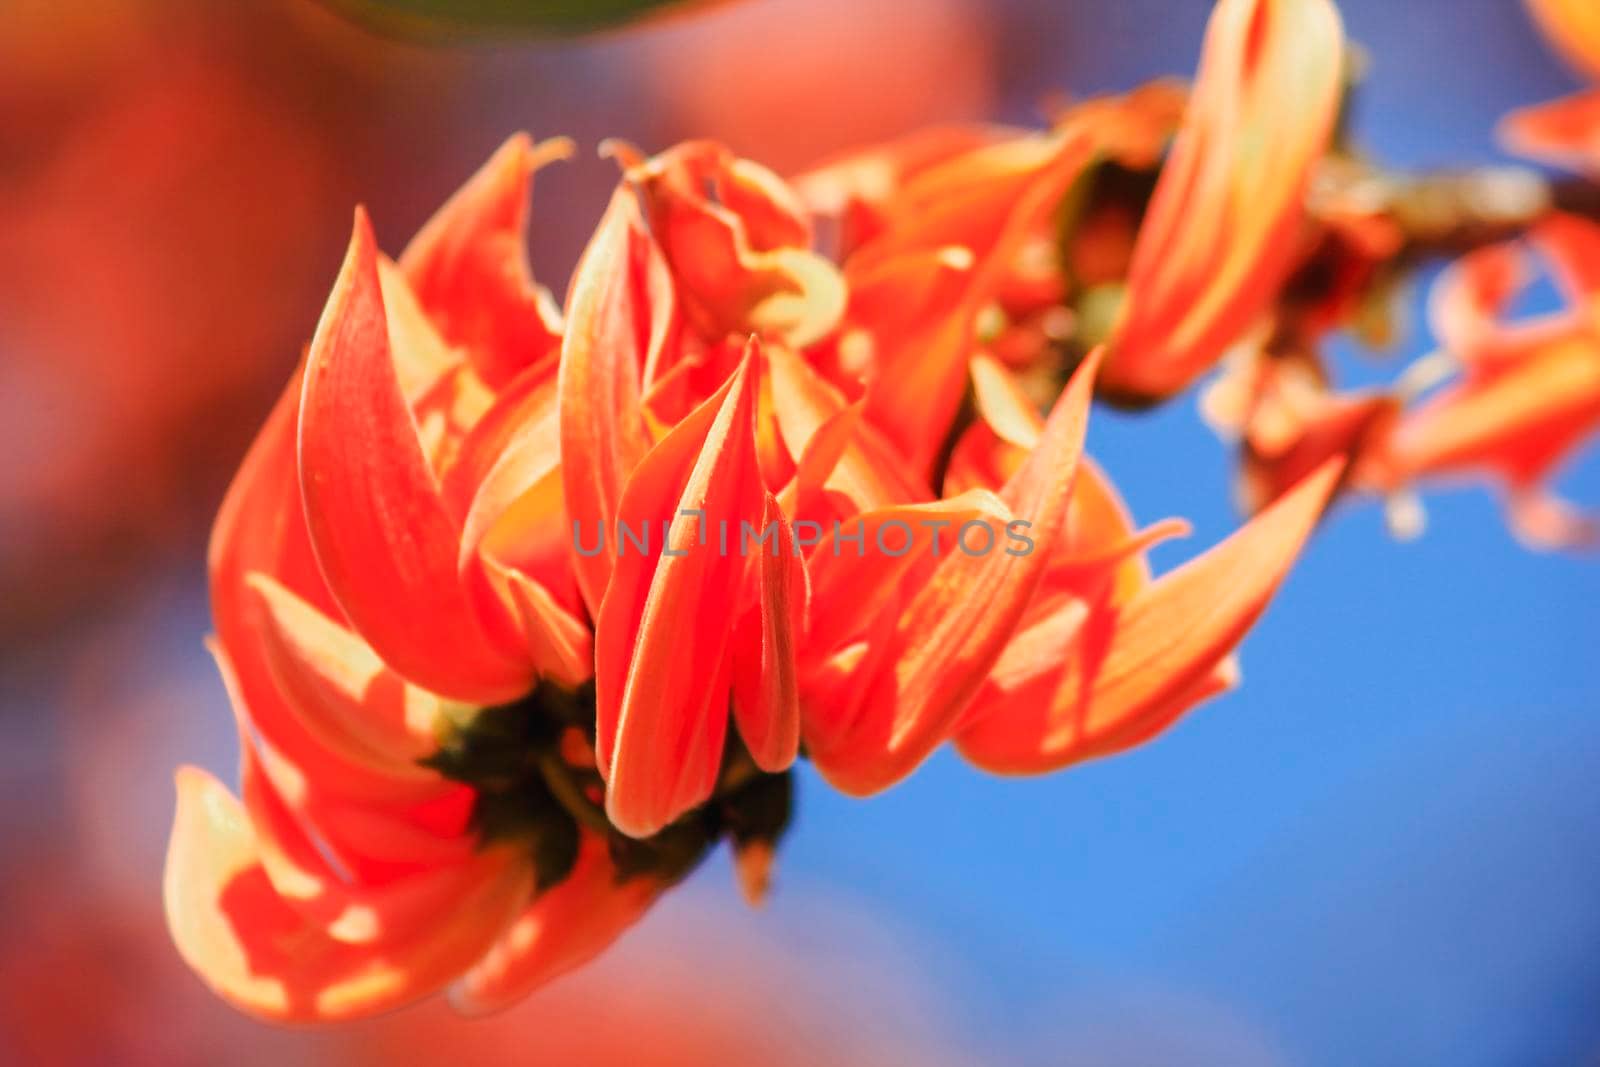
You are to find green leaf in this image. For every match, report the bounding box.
[318,0,708,36]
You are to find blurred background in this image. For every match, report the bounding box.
[2,0,1598,1063]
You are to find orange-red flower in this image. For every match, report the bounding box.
[167,139,658,1023]
[1200,347,1401,520]
[943,356,1341,771]
[1500,89,1600,175]
[168,128,1338,1023]
[1101,0,1346,402]
[1500,0,1600,173]
[1386,215,1600,549]
[797,124,1098,475]
[1523,0,1600,81]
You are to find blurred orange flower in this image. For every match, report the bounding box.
[1103,0,1346,402]
[1387,216,1600,549]
[1501,0,1600,172]
[1524,0,1600,81]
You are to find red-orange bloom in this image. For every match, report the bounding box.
[944,357,1341,771]
[1200,348,1401,519]
[168,127,1339,1022]
[1387,215,1600,549]
[167,140,650,1023]
[1501,1,1600,174]
[1500,90,1600,175]
[1523,0,1600,81]
[1102,0,1346,402]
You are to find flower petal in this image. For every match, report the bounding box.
[299,209,532,703]
[809,351,1100,794]
[558,186,659,617]
[595,347,764,837]
[399,133,572,389]
[731,494,805,772]
[847,129,1096,471]
[1106,0,1345,400]
[1524,0,1600,81]
[957,457,1341,773]
[449,837,657,1016]
[211,371,444,809]
[246,572,444,774]
[1499,89,1600,177]
[164,767,531,1024]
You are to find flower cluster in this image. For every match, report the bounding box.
[1191,0,1600,548]
[167,0,1600,1024]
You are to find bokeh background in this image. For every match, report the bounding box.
[2,0,1598,1063]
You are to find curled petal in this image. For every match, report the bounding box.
[957,458,1342,773]
[1426,242,1535,363]
[627,140,846,347]
[164,767,530,1024]
[399,133,572,388]
[246,573,444,774]
[450,838,658,1016]
[299,209,532,703]
[1106,0,1345,401]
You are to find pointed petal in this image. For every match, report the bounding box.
[1499,89,1600,174]
[558,187,658,617]
[209,374,453,810]
[1391,335,1600,482]
[731,494,803,772]
[399,134,572,388]
[765,342,927,511]
[595,349,764,837]
[802,490,1010,658]
[810,352,1100,794]
[957,458,1341,773]
[299,209,532,703]
[482,556,596,688]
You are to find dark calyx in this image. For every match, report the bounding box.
[421,680,792,893]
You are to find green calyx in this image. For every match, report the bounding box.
[421,680,793,893]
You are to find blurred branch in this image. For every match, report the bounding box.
[315,0,715,37]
